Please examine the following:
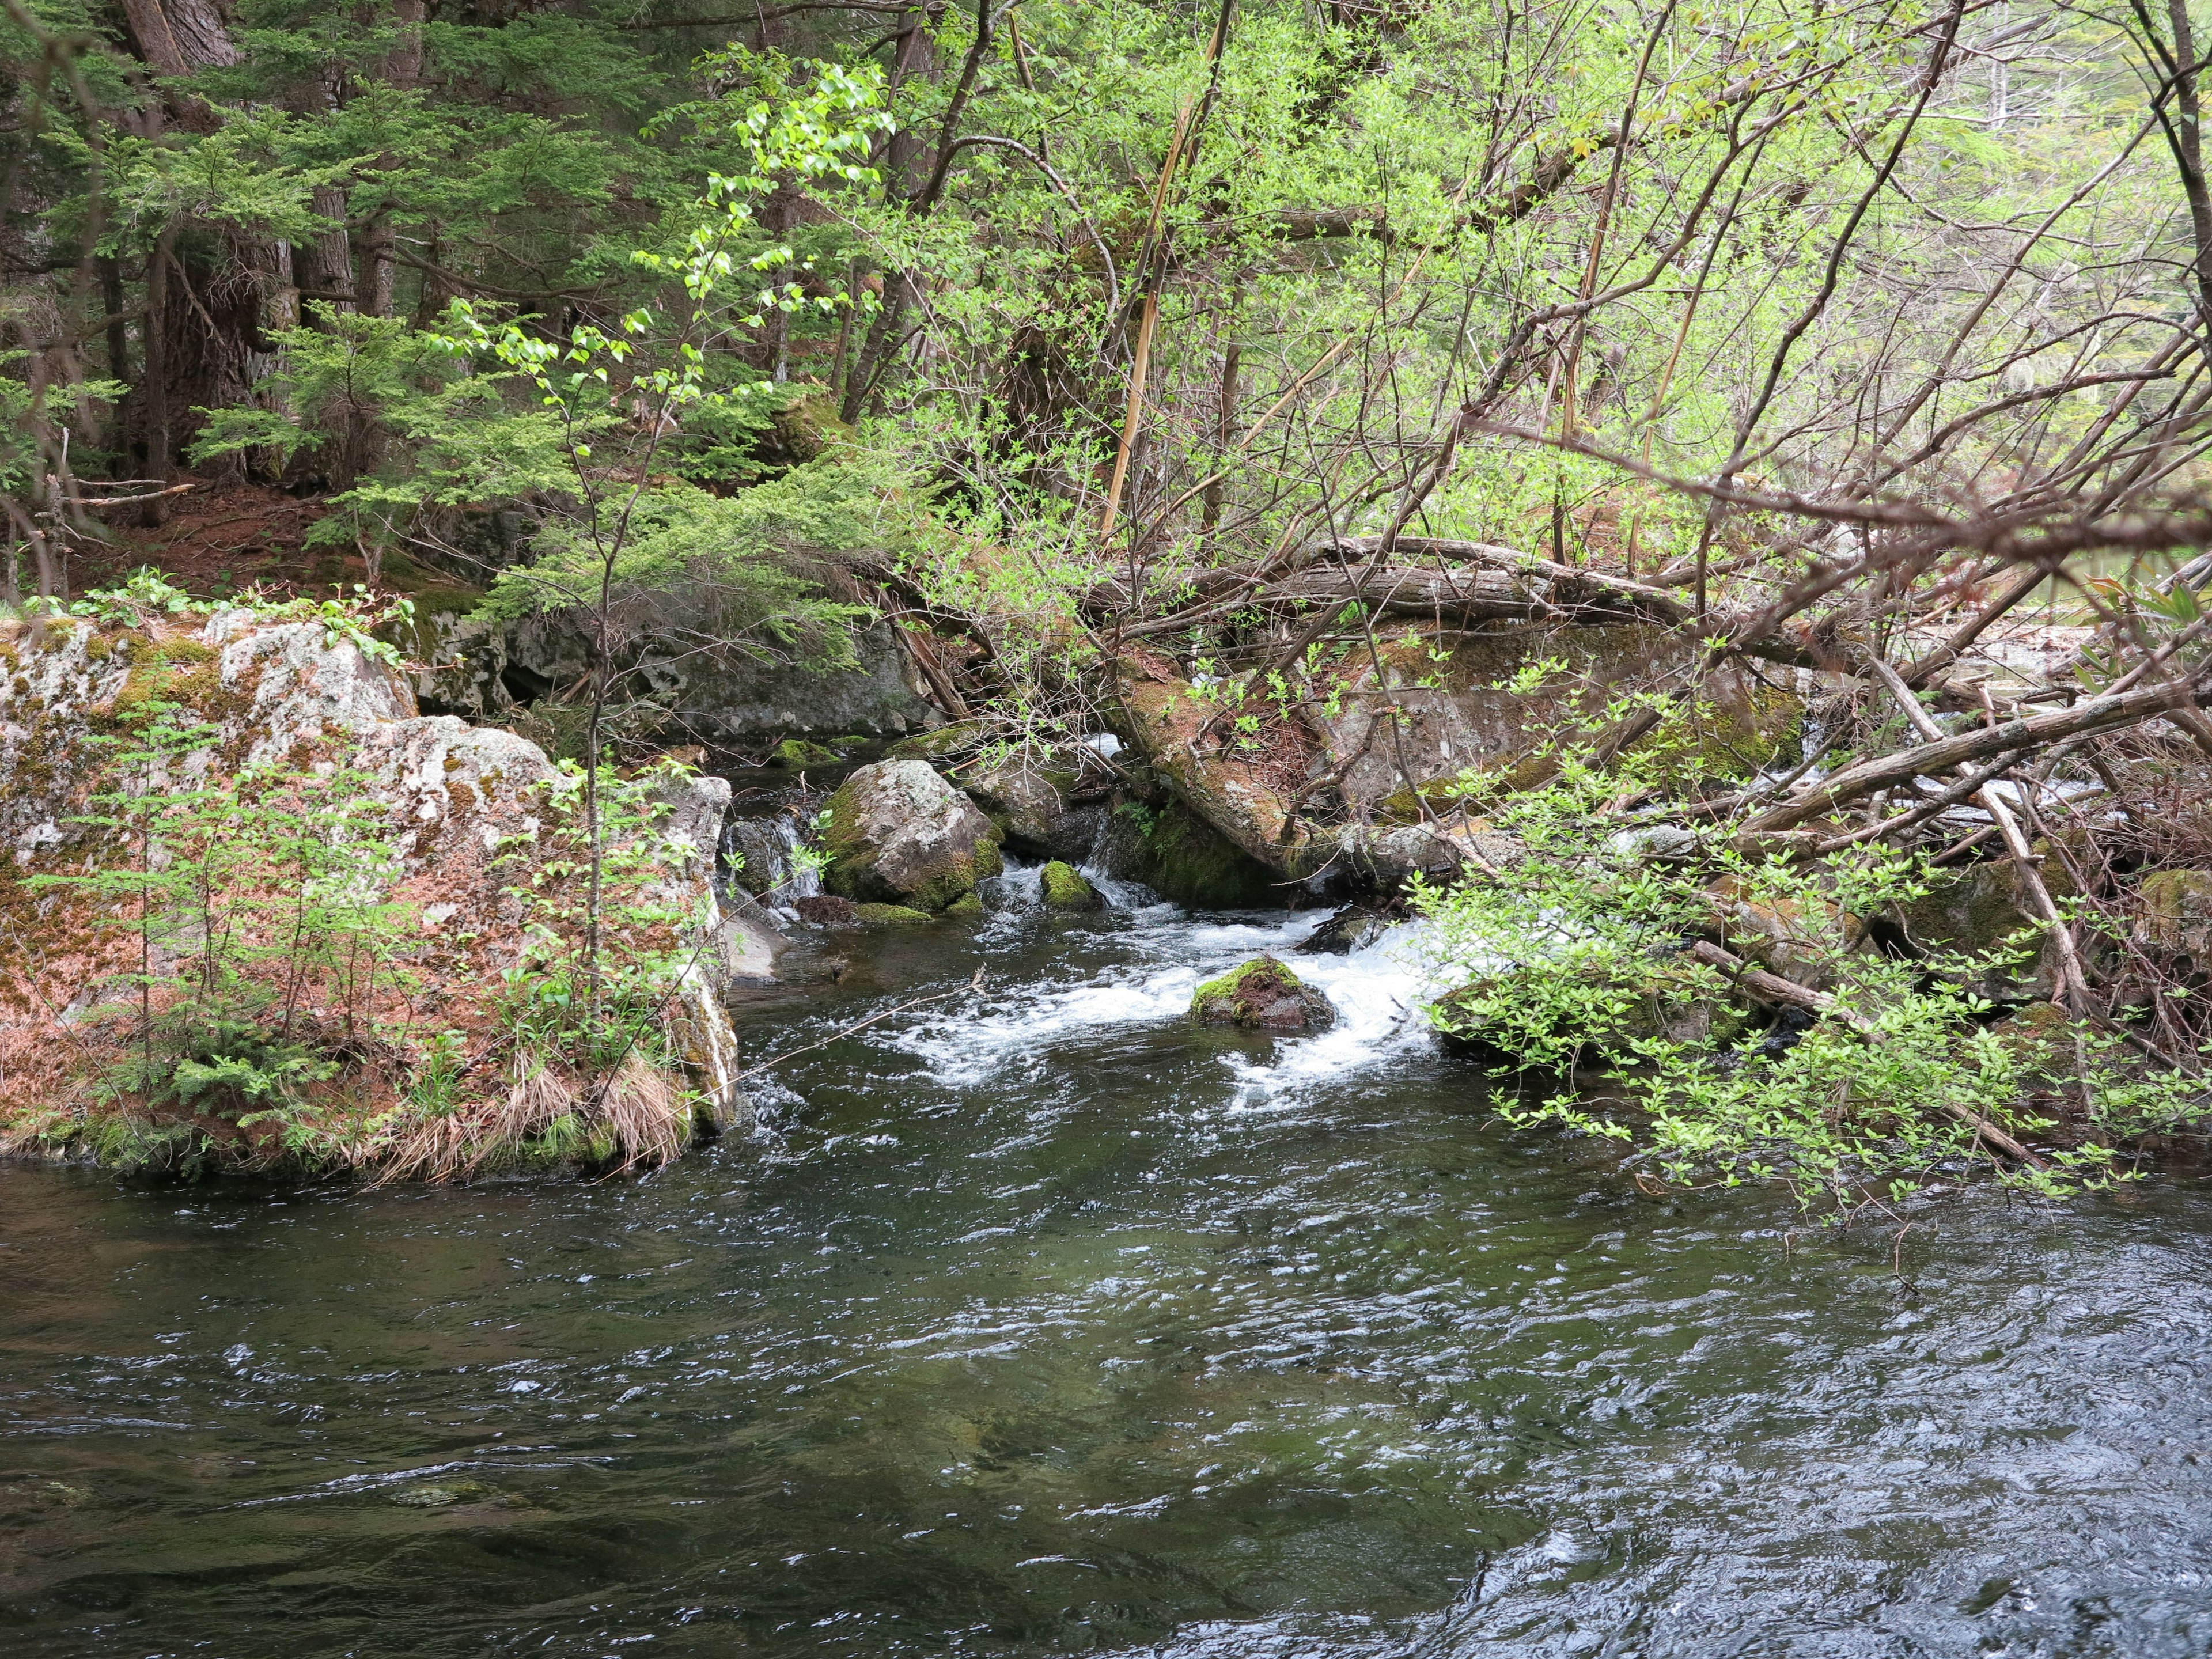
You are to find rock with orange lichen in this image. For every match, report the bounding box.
[0,599,749,1179]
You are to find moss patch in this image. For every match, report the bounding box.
[887,720,988,763]
[852,902,934,925]
[772,737,841,768]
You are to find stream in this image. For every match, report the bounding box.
[7,876,2212,1656]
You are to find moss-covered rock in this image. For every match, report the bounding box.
[821,759,1004,912]
[1190,955,1334,1030]
[1040,860,1101,911]
[772,737,841,768]
[1102,798,1279,908]
[944,891,986,919]
[965,757,1078,854]
[1888,853,2074,1001]
[852,902,934,926]
[887,719,990,763]
[2133,869,2212,958]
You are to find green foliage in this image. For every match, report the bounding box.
[492,753,712,1077]
[478,465,876,665]
[1413,748,2207,1215]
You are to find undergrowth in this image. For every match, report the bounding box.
[1412,709,2209,1217]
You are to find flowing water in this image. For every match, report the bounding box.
[8,881,2212,1658]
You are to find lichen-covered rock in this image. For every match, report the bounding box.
[1190,955,1334,1030]
[0,603,749,1176]
[1338,823,1524,895]
[1040,860,1102,911]
[821,759,1005,912]
[410,608,942,745]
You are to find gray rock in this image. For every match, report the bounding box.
[821,760,1005,912]
[412,613,943,745]
[1297,905,1393,955]
[964,758,1073,854]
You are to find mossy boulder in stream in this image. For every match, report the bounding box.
[772,737,841,768]
[821,759,1004,912]
[1102,798,1278,908]
[1190,955,1334,1031]
[853,902,935,926]
[1040,861,1102,912]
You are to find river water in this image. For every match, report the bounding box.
[7,883,2212,1657]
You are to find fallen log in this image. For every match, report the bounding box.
[1738,672,2212,836]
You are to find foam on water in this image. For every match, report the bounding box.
[895,894,1439,1102]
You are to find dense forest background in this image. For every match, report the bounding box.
[8,0,2212,691]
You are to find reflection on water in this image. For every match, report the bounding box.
[6,897,2212,1657]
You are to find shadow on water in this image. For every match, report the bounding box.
[6,891,2212,1657]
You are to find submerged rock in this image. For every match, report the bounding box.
[1297,904,1393,955]
[390,1481,491,1509]
[1190,955,1334,1031]
[821,760,1005,912]
[792,894,933,926]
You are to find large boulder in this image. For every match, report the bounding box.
[0,601,749,1173]
[410,607,944,746]
[1887,855,2072,1001]
[964,756,1076,855]
[821,759,1004,912]
[1099,797,1280,907]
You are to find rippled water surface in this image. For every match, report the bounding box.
[7,895,2212,1658]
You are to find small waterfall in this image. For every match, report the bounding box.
[722,809,821,923]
